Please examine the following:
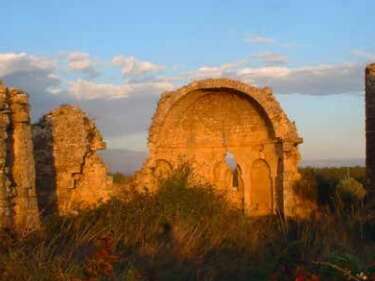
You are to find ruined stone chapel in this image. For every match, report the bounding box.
[7,63,375,230]
[137,79,305,217]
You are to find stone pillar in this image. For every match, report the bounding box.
[282,141,300,216]
[9,89,40,229]
[366,63,375,197]
[281,140,314,218]
[0,83,40,230]
[0,84,12,228]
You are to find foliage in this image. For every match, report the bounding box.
[336,177,367,203]
[111,171,132,185]
[294,168,319,201]
[299,166,367,211]
[0,166,374,281]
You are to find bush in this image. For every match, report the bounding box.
[299,166,367,211]
[112,171,131,185]
[294,168,318,201]
[337,177,367,203]
[0,166,374,281]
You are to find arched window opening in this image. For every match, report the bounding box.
[224,151,236,170]
[232,166,239,188]
[224,152,241,190]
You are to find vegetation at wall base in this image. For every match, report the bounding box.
[0,166,374,281]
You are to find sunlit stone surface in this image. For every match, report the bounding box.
[137,79,308,217]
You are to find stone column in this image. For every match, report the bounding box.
[366,64,375,197]
[9,89,40,229]
[282,142,298,216]
[281,140,312,218]
[0,84,12,228]
[0,84,40,230]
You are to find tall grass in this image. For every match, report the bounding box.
[0,166,374,281]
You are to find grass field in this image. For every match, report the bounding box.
[0,166,374,281]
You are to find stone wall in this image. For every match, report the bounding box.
[0,75,314,228]
[0,83,40,229]
[0,82,113,229]
[33,105,112,215]
[366,63,375,197]
[137,79,309,217]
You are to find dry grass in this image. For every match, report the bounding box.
[0,166,374,281]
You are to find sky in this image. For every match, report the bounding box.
[0,0,374,161]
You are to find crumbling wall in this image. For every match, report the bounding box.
[33,105,112,215]
[0,83,12,228]
[138,79,308,217]
[366,63,375,198]
[0,83,40,229]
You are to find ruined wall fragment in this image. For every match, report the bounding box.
[366,63,375,198]
[138,79,310,217]
[33,105,112,215]
[0,83,12,228]
[0,83,40,229]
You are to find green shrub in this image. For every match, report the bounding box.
[294,168,318,201]
[0,166,374,281]
[112,171,132,184]
[299,166,367,212]
[336,177,367,203]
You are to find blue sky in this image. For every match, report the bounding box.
[1,0,374,161]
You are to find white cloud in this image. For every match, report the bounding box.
[68,79,174,100]
[141,80,174,94]
[69,79,131,100]
[68,52,99,77]
[112,55,164,77]
[245,35,275,44]
[253,52,288,66]
[0,52,60,95]
[184,60,249,80]
[237,63,363,95]
[0,50,367,161]
[0,52,55,77]
[185,61,363,95]
[244,35,300,49]
[237,66,290,79]
[193,65,231,78]
[0,51,366,104]
[0,52,172,101]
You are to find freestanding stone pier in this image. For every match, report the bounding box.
[366,63,375,197]
[0,83,40,230]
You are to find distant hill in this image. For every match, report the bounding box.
[301,158,365,168]
[99,149,147,175]
[100,149,365,175]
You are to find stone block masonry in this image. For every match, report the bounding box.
[0,82,112,229]
[33,105,113,215]
[136,78,311,218]
[0,83,40,230]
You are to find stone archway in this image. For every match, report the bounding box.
[138,79,304,217]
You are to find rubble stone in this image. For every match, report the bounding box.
[0,84,40,229]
